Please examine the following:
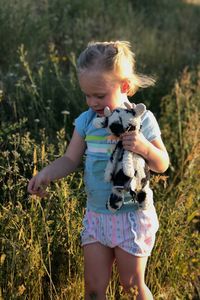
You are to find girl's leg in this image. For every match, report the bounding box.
[114,247,153,300]
[83,242,115,300]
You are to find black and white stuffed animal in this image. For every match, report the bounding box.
[93,102,153,212]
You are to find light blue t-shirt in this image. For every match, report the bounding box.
[75,108,161,214]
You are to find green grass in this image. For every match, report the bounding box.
[0,1,200,299]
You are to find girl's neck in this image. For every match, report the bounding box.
[120,95,130,108]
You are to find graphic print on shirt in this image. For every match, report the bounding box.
[85,134,119,156]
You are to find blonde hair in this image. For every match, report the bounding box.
[77,40,155,96]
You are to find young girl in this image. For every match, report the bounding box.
[28,41,169,300]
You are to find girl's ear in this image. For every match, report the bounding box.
[121,80,129,93]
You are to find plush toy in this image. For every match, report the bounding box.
[93,102,153,212]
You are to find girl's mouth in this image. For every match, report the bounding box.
[95,109,104,115]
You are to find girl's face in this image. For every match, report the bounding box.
[78,71,128,116]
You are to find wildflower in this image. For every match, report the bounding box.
[50,54,59,64]
[0,253,6,265]
[62,56,67,61]
[61,110,70,115]
[12,150,20,159]
[15,82,21,87]
[17,284,26,296]
[130,285,139,297]
[2,151,9,158]
[36,60,44,66]
[7,72,16,77]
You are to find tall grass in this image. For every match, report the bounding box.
[1,0,200,125]
[0,68,199,299]
[0,126,85,299]
[0,1,200,299]
[146,67,200,299]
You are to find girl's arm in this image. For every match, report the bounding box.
[122,132,169,173]
[28,129,86,197]
[142,137,169,173]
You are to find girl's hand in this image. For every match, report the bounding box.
[121,131,149,157]
[28,170,50,198]
[122,131,170,173]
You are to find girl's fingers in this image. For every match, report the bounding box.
[121,130,135,136]
[34,187,48,198]
[28,185,48,197]
[122,136,135,145]
[122,132,136,140]
[27,178,36,193]
[28,176,49,196]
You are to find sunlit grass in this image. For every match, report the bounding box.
[0,66,199,299]
[184,0,200,5]
[0,1,200,299]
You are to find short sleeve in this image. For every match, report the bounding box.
[74,109,95,138]
[74,111,87,138]
[141,110,161,141]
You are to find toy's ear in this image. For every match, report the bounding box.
[134,103,146,117]
[104,106,112,117]
[124,102,136,110]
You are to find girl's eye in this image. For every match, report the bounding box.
[97,95,105,99]
[84,93,105,99]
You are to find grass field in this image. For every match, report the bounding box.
[0,1,200,299]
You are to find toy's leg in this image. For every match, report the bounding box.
[104,160,114,182]
[104,144,121,182]
[106,186,124,213]
[129,177,137,191]
[123,151,135,177]
[137,191,146,206]
[137,182,154,210]
[132,155,146,179]
[123,154,145,178]
[129,178,137,203]
[130,189,136,201]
